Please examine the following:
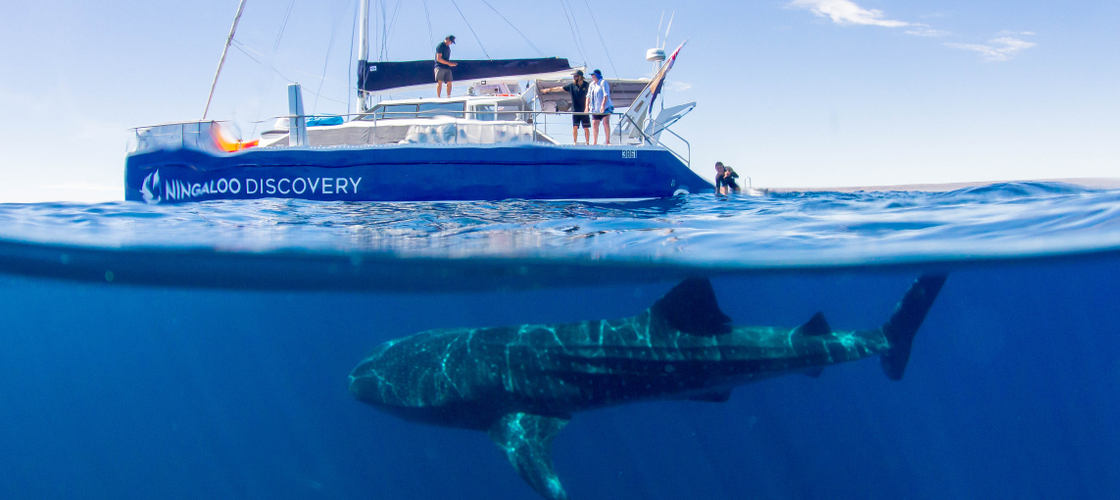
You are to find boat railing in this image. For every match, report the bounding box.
[127,121,223,155]
[520,110,690,167]
[127,110,691,168]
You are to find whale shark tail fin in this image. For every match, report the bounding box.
[489,412,571,500]
[651,278,732,335]
[880,274,948,380]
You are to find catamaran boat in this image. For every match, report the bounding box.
[124,1,710,204]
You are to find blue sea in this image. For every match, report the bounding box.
[1,182,1118,499]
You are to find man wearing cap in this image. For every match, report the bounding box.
[435,35,458,97]
[542,70,591,144]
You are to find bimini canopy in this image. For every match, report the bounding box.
[359,58,573,94]
[535,78,651,110]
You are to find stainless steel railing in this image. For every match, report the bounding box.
[128,109,691,168]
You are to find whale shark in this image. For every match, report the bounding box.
[349,274,947,500]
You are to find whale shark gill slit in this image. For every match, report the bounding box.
[349,274,948,499]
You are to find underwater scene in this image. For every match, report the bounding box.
[1,183,1118,499]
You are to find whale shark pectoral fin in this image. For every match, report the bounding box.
[650,278,732,335]
[488,412,571,500]
[794,312,832,337]
[688,389,733,402]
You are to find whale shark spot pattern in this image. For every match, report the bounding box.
[349,275,948,500]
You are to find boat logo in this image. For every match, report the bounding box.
[140,170,162,204]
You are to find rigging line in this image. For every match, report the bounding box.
[347,0,357,114]
[421,0,434,49]
[448,0,491,59]
[313,7,342,114]
[231,41,350,106]
[558,0,588,66]
[273,0,297,50]
[477,0,544,57]
[383,0,403,59]
[580,0,617,76]
[560,0,589,66]
[231,40,294,83]
[383,0,391,60]
[378,0,386,60]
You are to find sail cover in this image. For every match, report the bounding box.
[359,58,573,93]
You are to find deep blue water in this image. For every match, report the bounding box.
[1,183,1118,499]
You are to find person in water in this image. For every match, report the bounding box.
[435,35,457,97]
[715,161,741,195]
[585,69,614,145]
[542,70,591,144]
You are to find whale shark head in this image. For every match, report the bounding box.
[347,341,397,404]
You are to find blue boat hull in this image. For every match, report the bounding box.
[124,144,712,203]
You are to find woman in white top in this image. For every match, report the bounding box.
[585,69,614,145]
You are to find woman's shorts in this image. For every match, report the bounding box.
[572,114,591,128]
[434,67,453,83]
[592,106,614,121]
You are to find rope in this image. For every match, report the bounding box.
[478,0,544,57]
[581,0,617,75]
[449,0,492,59]
[559,0,589,66]
[379,0,387,60]
[422,0,434,49]
[231,40,349,106]
[273,0,296,50]
[347,0,357,113]
[232,40,295,83]
[383,0,403,59]
[313,7,342,114]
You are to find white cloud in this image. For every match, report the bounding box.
[904,25,951,38]
[787,2,1038,62]
[789,0,910,28]
[945,35,1037,62]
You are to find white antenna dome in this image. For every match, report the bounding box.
[646,48,666,63]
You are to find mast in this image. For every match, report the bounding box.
[203,0,248,120]
[356,0,370,114]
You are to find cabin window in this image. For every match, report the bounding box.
[496,100,524,121]
[471,105,496,121]
[417,102,465,118]
[367,104,418,120]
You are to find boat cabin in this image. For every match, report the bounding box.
[257,77,669,149]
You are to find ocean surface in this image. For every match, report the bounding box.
[1,182,1118,499]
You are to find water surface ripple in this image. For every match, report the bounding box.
[1,182,1118,269]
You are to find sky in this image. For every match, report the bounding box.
[0,0,1117,202]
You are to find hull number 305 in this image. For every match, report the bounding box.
[621,150,637,159]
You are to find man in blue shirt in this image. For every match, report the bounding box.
[435,35,458,97]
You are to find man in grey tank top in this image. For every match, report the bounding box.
[435,35,457,97]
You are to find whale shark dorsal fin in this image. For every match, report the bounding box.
[489,412,571,500]
[794,312,832,337]
[650,278,732,335]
